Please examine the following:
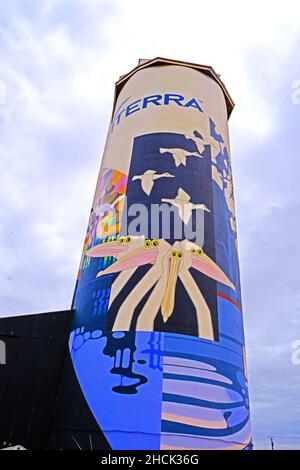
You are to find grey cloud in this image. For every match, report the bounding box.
[232,36,300,448]
[1,2,300,450]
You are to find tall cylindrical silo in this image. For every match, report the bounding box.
[69,58,252,450]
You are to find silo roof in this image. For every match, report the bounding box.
[114,57,234,119]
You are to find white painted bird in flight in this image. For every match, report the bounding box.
[159,147,203,167]
[132,170,174,196]
[161,187,210,224]
[185,130,224,162]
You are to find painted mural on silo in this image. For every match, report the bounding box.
[69,58,252,450]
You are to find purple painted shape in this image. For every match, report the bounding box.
[162,401,225,422]
[164,364,233,384]
[163,356,216,371]
[163,379,243,404]
[162,401,249,428]
[160,421,251,449]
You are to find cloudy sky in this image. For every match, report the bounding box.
[1,0,300,449]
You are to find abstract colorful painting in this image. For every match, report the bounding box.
[70,132,251,449]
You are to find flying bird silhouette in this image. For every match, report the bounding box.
[185,129,222,162]
[162,187,210,224]
[209,118,224,143]
[132,170,174,195]
[159,147,203,167]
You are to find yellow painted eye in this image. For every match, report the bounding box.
[177,251,183,258]
[119,236,125,243]
[190,248,196,253]
[151,239,159,247]
[171,250,177,257]
[144,239,152,248]
[197,247,203,255]
[126,236,132,243]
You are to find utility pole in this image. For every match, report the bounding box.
[267,436,275,450]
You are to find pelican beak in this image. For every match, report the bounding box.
[191,249,235,290]
[161,251,183,322]
[86,240,127,259]
[96,243,158,277]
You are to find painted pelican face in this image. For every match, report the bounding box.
[161,247,184,323]
[160,243,235,323]
[85,237,235,339]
